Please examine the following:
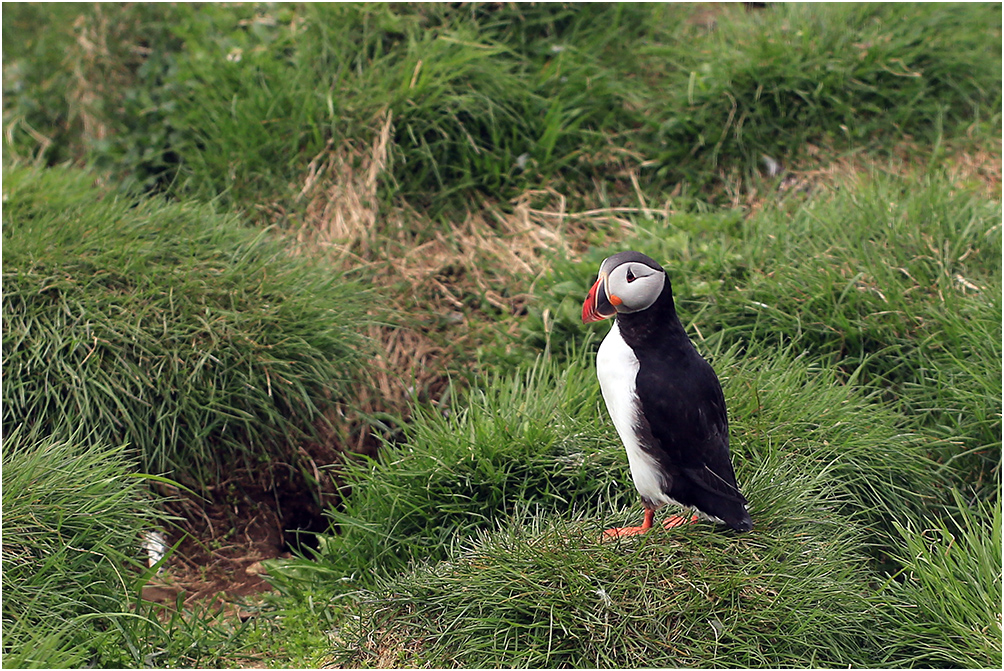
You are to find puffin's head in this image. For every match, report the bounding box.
[582,251,666,323]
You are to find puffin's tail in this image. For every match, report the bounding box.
[683,467,753,532]
[698,495,752,532]
[725,507,753,533]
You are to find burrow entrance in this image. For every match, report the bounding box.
[142,437,368,607]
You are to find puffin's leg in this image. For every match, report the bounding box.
[662,513,699,529]
[601,506,656,540]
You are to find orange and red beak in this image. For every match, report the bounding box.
[582,273,617,323]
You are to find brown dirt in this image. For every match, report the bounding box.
[143,438,348,609]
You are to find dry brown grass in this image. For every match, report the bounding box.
[943,144,1002,199]
[291,122,1001,455]
[295,111,395,258]
[289,115,684,440]
[67,5,146,158]
[738,138,1003,216]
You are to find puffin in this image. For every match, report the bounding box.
[582,250,752,538]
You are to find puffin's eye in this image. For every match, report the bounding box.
[625,268,636,283]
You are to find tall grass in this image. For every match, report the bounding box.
[722,172,1002,484]
[2,4,999,667]
[317,343,951,668]
[5,3,999,213]
[882,491,1002,667]
[2,164,372,483]
[270,342,996,668]
[1,428,252,668]
[527,171,1002,487]
[637,3,1002,186]
[2,429,153,667]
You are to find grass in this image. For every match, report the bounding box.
[882,490,1003,668]
[332,511,891,668]
[634,3,1002,187]
[2,2,1000,668]
[527,170,1002,488]
[2,428,152,667]
[1,428,252,668]
[2,164,372,484]
[264,350,631,594]
[4,3,999,213]
[344,493,1001,668]
[266,343,938,592]
[312,344,954,667]
[269,342,997,668]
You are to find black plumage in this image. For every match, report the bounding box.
[583,250,752,535]
[616,281,752,532]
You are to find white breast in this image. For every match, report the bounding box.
[596,321,674,508]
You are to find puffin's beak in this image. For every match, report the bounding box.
[582,274,616,323]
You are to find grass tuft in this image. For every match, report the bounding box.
[881,490,1003,668]
[1,428,153,667]
[267,343,937,599]
[2,164,372,483]
[1,428,251,667]
[636,2,1003,189]
[332,494,890,668]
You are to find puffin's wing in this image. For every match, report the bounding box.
[681,384,747,503]
[636,359,747,503]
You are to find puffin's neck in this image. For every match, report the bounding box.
[614,285,689,352]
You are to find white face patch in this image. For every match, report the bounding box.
[596,321,675,509]
[605,262,665,314]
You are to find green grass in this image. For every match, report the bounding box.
[2,164,372,483]
[233,592,350,669]
[1,428,252,668]
[266,344,995,667]
[527,170,1002,488]
[2,428,153,667]
[903,293,1003,494]
[333,510,892,668]
[882,490,1003,668]
[635,3,1002,187]
[4,3,999,214]
[6,3,647,212]
[2,3,1000,668]
[1,2,91,166]
[339,494,1002,668]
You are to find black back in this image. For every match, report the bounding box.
[616,278,752,532]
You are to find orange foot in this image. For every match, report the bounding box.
[600,510,698,541]
[663,514,699,529]
[600,525,650,540]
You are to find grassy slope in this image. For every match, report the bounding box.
[273,345,987,668]
[2,165,371,483]
[1,429,255,668]
[2,2,1001,669]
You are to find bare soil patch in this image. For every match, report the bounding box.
[144,438,348,608]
